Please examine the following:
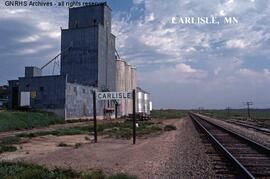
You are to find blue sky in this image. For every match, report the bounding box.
[0,0,269,109]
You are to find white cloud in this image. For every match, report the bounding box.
[38,22,51,31]
[17,44,53,55]
[133,0,145,5]
[19,35,40,43]
[225,39,248,49]
[139,63,207,84]
[239,68,270,79]
[176,63,197,73]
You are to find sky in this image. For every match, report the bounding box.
[0,0,269,109]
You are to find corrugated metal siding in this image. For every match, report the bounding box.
[116,59,126,116]
[69,5,105,29]
[65,83,95,119]
[18,75,67,109]
[61,27,99,86]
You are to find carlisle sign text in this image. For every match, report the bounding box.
[96,92,132,100]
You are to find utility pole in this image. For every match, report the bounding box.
[244,102,253,119]
[226,107,230,119]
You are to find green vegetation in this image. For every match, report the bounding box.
[0,136,21,154]
[151,109,187,119]
[16,121,163,140]
[0,145,17,154]
[103,121,162,139]
[108,173,137,179]
[74,143,81,148]
[57,142,69,147]
[0,136,21,145]
[0,111,65,132]
[16,126,91,138]
[199,109,270,122]
[164,125,177,131]
[0,162,137,179]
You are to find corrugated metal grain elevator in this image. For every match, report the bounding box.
[7,2,152,120]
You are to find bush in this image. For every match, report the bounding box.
[0,145,17,153]
[1,136,21,145]
[108,173,137,179]
[74,143,81,149]
[164,125,177,131]
[57,142,69,147]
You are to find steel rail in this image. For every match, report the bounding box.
[194,113,270,154]
[228,120,270,134]
[189,113,259,179]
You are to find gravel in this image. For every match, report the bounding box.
[159,117,216,178]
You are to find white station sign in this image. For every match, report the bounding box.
[96,91,132,100]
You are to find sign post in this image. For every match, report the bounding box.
[115,103,118,119]
[95,91,136,144]
[93,91,97,143]
[132,89,136,144]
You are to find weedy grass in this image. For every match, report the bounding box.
[200,109,270,122]
[0,145,17,154]
[74,143,81,149]
[108,173,138,179]
[16,121,162,140]
[57,142,69,147]
[0,136,21,154]
[164,125,177,131]
[0,162,137,179]
[151,109,187,119]
[0,111,65,132]
[0,136,21,145]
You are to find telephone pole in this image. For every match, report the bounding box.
[226,107,230,119]
[244,102,253,119]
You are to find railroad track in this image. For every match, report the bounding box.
[189,113,270,179]
[227,120,270,134]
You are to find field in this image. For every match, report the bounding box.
[0,111,65,132]
[151,109,188,119]
[199,109,270,122]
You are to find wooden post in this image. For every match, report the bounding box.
[93,91,97,143]
[132,89,136,144]
[115,103,118,119]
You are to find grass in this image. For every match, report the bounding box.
[108,173,137,179]
[103,121,162,139]
[199,109,270,122]
[164,125,177,131]
[0,136,21,154]
[0,145,17,154]
[0,162,137,179]
[57,142,69,147]
[151,109,187,119]
[16,121,163,140]
[0,136,21,145]
[16,126,91,138]
[0,111,65,132]
[74,143,81,148]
